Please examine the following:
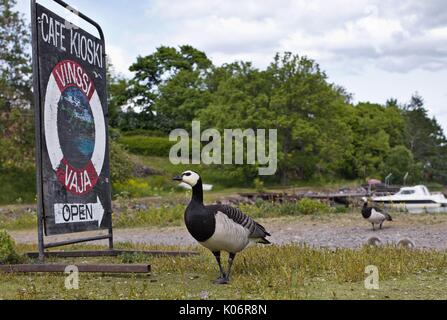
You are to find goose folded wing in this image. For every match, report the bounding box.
[373,206,393,221]
[209,205,271,239]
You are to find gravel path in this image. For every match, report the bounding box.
[10,213,447,251]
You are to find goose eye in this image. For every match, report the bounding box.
[184,172,192,177]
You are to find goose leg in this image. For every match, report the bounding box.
[372,223,376,231]
[224,253,237,283]
[213,252,227,283]
[380,222,384,230]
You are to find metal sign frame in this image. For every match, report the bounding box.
[31,0,113,261]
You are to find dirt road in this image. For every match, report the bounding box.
[9,213,447,250]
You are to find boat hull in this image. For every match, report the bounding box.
[372,200,446,214]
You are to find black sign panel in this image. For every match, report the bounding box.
[32,3,112,236]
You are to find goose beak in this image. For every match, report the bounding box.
[173,175,183,182]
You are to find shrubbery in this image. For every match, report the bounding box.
[295,198,333,215]
[241,199,333,218]
[110,141,134,183]
[113,176,177,198]
[118,136,176,157]
[0,229,22,265]
[122,129,166,137]
[0,167,36,205]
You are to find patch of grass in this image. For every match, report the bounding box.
[240,200,334,219]
[0,210,37,231]
[131,155,262,188]
[118,136,176,158]
[114,204,185,228]
[0,167,36,205]
[0,243,446,300]
[111,200,334,229]
[113,177,180,198]
[0,230,26,265]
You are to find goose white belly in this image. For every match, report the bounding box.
[367,209,386,224]
[200,212,250,253]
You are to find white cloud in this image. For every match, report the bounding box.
[144,0,447,73]
[15,0,447,130]
[107,45,134,77]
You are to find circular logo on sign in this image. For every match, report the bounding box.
[44,60,106,196]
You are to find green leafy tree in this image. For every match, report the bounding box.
[107,60,129,128]
[128,45,213,132]
[383,145,422,184]
[198,62,272,184]
[0,0,31,111]
[200,54,355,184]
[266,53,354,183]
[403,94,447,182]
[349,102,406,179]
[0,0,34,170]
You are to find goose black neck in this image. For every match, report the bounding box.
[192,179,204,204]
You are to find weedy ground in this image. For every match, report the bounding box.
[0,194,340,231]
[0,243,446,300]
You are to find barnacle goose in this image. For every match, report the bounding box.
[174,171,271,284]
[362,199,393,231]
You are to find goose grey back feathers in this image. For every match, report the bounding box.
[207,205,271,242]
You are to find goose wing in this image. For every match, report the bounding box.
[207,205,271,239]
[373,206,393,221]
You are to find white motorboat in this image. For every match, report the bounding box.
[372,185,447,213]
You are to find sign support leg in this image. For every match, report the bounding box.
[37,215,45,262]
[108,223,114,250]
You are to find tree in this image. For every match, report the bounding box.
[197,62,274,184]
[403,94,447,183]
[266,53,354,183]
[349,102,406,179]
[200,53,355,184]
[0,0,32,111]
[107,60,129,128]
[383,146,422,185]
[0,0,34,170]
[127,45,213,132]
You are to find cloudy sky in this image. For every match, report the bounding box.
[18,0,447,131]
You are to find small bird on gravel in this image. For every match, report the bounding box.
[398,239,415,249]
[362,199,393,231]
[366,237,382,247]
[174,171,271,284]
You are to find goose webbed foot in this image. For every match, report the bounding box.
[214,276,229,285]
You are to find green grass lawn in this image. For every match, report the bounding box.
[1,243,446,300]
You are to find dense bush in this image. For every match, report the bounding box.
[113,176,177,198]
[119,136,176,157]
[109,127,122,141]
[295,198,332,215]
[0,167,36,205]
[122,129,166,137]
[110,141,134,183]
[0,229,22,265]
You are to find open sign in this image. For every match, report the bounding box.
[33,2,112,236]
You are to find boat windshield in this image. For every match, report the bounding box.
[399,190,416,195]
